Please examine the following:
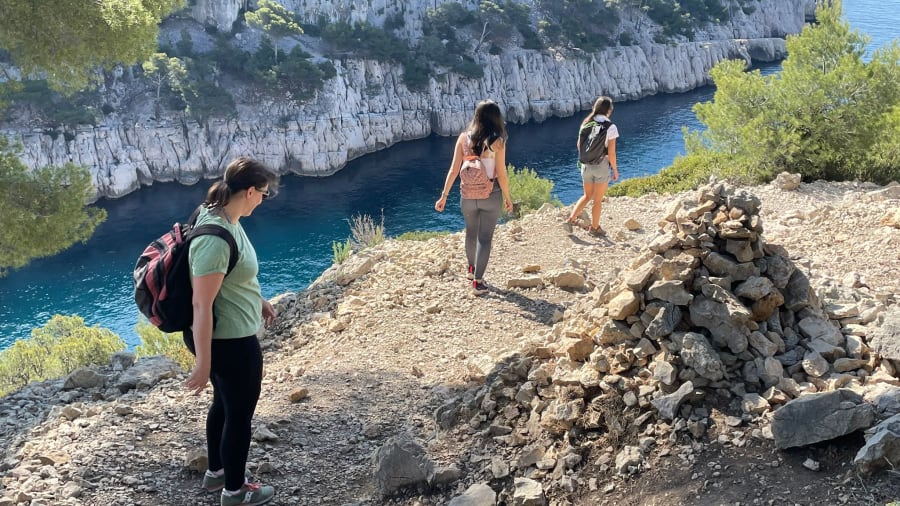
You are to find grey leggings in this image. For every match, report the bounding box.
[461,188,502,280]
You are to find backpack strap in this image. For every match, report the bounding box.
[186,205,238,275]
[190,224,239,276]
[187,205,204,226]
[462,133,478,159]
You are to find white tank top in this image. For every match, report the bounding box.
[467,134,498,180]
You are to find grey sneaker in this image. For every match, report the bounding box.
[562,221,574,234]
[221,482,274,506]
[472,280,489,295]
[203,470,251,492]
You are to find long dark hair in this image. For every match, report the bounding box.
[204,157,279,207]
[467,99,507,156]
[582,96,613,125]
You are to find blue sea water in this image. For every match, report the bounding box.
[0,0,894,348]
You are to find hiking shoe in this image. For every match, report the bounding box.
[221,483,274,506]
[589,226,606,237]
[203,471,251,493]
[466,264,475,280]
[472,280,489,295]
[562,220,574,234]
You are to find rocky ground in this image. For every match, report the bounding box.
[1,177,899,506]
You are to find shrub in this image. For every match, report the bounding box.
[688,3,900,186]
[506,164,560,217]
[383,12,405,31]
[331,238,352,264]
[397,230,450,241]
[607,149,748,197]
[0,315,124,396]
[349,212,385,249]
[619,32,636,46]
[6,80,97,128]
[134,320,194,371]
[184,81,236,122]
[451,59,484,79]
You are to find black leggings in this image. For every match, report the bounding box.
[184,333,263,491]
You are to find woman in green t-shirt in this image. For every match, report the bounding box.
[183,156,279,506]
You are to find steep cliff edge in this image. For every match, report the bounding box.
[1,1,810,199]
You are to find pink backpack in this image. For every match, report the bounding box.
[459,134,495,200]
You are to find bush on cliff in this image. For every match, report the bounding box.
[507,164,561,217]
[135,321,194,371]
[0,316,124,397]
[611,1,900,197]
[608,149,741,197]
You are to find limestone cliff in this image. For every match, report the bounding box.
[1,0,810,198]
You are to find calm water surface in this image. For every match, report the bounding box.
[0,1,893,348]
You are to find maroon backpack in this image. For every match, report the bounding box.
[133,206,238,333]
[459,134,495,200]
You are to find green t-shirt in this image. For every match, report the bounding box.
[188,207,262,339]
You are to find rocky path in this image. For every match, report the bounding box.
[0,179,898,506]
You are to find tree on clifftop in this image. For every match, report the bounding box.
[0,0,185,92]
[142,52,187,116]
[690,0,900,184]
[0,137,106,277]
[245,0,304,65]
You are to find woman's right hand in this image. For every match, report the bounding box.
[435,196,446,212]
[186,361,211,394]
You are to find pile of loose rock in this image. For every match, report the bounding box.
[428,181,900,504]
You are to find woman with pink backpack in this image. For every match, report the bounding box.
[435,99,514,295]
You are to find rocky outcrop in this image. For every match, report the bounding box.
[1,1,808,199]
[426,180,899,496]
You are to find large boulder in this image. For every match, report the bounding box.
[854,414,900,474]
[373,434,435,498]
[772,389,876,449]
[116,356,181,393]
[867,307,900,361]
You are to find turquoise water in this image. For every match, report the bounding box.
[0,1,894,348]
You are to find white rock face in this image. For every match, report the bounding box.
[1,0,808,198]
[190,0,250,32]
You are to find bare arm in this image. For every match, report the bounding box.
[435,134,465,212]
[607,138,618,181]
[492,139,514,213]
[185,272,225,394]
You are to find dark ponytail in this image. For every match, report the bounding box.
[205,181,231,208]
[205,156,279,208]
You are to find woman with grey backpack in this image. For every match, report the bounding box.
[435,99,514,295]
[564,96,620,237]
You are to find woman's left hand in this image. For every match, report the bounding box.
[262,298,277,327]
[504,195,514,213]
